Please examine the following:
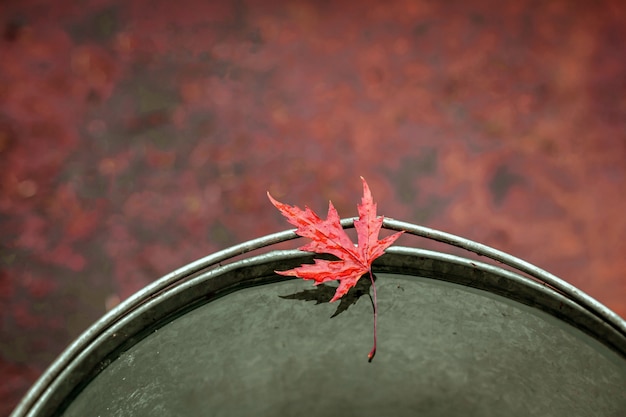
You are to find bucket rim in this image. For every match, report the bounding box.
[11,218,626,417]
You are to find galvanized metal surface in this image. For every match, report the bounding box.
[62,273,626,416]
[10,220,626,417]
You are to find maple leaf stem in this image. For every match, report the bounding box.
[367,269,377,363]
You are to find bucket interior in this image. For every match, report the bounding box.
[44,249,626,417]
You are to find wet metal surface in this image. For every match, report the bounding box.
[11,244,626,416]
[62,276,626,417]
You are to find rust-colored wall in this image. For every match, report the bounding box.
[2,0,625,414]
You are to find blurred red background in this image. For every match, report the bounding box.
[1,0,625,414]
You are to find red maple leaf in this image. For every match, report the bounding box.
[268,177,403,361]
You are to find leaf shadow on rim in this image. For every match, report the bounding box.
[279,274,377,318]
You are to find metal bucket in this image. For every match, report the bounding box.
[11,219,626,417]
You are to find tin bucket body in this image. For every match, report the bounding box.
[11,219,626,417]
